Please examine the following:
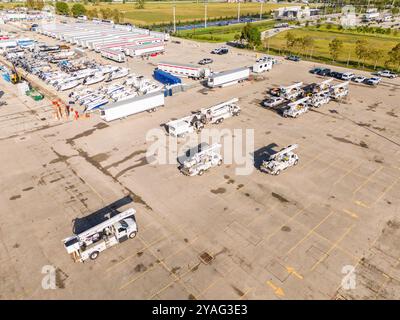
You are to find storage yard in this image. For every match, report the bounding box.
[1,18,400,300]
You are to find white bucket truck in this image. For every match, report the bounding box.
[199,98,241,124]
[166,114,204,137]
[283,97,310,118]
[62,208,138,262]
[280,82,304,100]
[180,143,223,176]
[260,144,299,175]
[330,81,349,99]
[309,90,331,108]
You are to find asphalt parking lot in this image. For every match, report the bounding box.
[0,24,400,300]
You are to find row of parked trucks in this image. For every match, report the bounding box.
[264,79,349,118]
[166,98,241,137]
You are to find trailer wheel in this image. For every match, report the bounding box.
[129,231,137,239]
[294,159,299,166]
[275,170,281,176]
[198,169,204,176]
[90,251,99,260]
[217,159,223,166]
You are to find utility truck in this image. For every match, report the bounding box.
[309,90,331,108]
[157,62,211,80]
[260,144,299,175]
[199,98,240,124]
[207,67,250,88]
[280,82,304,100]
[329,81,349,99]
[180,143,223,176]
[166,114,204,137]
[62,208,138,262]
[282,97,309,118]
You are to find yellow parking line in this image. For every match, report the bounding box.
[310,225,353,271]
[352,166,383,195]
[286,211,335,255]
[371,177,399,207]
[343,209,359,219]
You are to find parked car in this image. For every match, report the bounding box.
[341,72,355,80]
[330,71,343,79]
[365,77,381,85]
[352,75,366,83]
[318,68,331,76]
[376,70,398,78]
[310,67,322,74]
[211,47,228,54]
[286,55,301,62]
[262,96,286,108]
[198,58,213,65]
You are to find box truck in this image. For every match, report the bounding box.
[207,67,250,88]
[100,92,165,122]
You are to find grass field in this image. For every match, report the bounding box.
[177,19,276,42]
[264,26,400,71]
[82,2,294,25]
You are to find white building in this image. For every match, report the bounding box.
[274,6,319,20]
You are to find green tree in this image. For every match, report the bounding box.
[299,35,314,54]
[355,39,370,66]
[55,2,70,16]
[26,0,35,9]
[35,0,45,10]
[386,43,400,71]
[71,3,86,17]
[240,23,261,49]
[137,0,145,9]
[285,31,296,50]
[329,38,343,61]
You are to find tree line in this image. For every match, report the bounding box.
[55,2,124,23]
[284,31,400,71]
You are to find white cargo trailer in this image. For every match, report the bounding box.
[252,60,273,73]
[100,92,165,122]
[157,62,211,79]
[207,67,250,88]
[100,48,126,63]
[124,43,165,57]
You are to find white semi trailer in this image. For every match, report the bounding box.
[63,208,138,262]
[100,48,126,63]
[100,91,165,122]
[207,67,250,88]
[157,62,211,79]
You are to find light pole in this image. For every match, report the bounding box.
[237,1,241,23]
[260,1,263,21]
[204,1,208,29]
[173,4,176,33]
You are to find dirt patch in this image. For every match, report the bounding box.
[271,192,289,203]
[281,226,291,232]
[188,294,196,300]
[137,251,143,257]
[211,187,226,194]
[134,263,147,272]
[13,243,20,249]
[386,110,398,118]
[171,267,181,274]
[9,195,21,200]
[56,268,68,289]
[327,134,368,149]
[237,184,244,190]
[22,187,34,191]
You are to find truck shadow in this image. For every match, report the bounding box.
[72,196,133,235]
[252,143,279,170]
